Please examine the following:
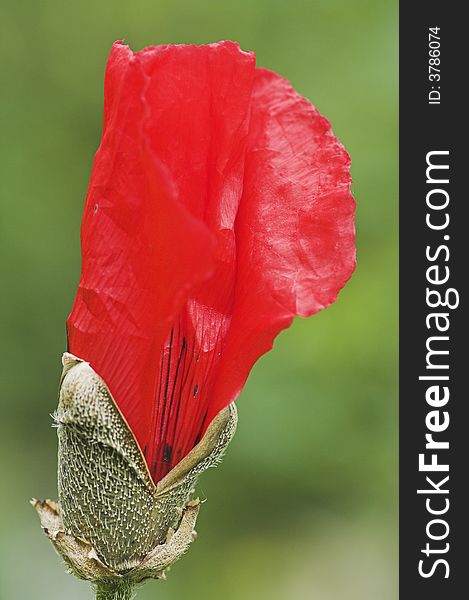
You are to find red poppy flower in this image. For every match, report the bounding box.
[67,40,356,484]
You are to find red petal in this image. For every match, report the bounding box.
[67,42,216,457]
[206,68,356,424]
[67,42,257,481]
[134,41,256,478]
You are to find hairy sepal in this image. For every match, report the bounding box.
[33,353,237,586]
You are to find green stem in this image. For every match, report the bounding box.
[95,581,134,600]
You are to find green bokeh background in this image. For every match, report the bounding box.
[0,1,397,599]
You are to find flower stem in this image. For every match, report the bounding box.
[95,581,134,600]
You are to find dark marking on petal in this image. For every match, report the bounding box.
[193,383,199,397]
[163,328,174,404]
[158,328,174,442]
[163,444,172,463]
[172,337,187,397]
[165,335,188,442]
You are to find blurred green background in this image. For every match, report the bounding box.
[0,1,397,599]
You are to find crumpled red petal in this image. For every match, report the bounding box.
[67,42,217,453]
[207,68,356,426]
[67,42,356,483]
